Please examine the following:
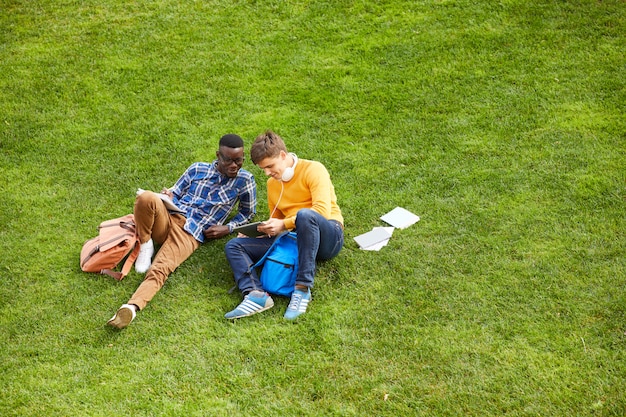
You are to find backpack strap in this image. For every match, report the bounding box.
[100,269,123,281]
[230,232,293,291]
[252,231,297,269]
[101,236,141,281]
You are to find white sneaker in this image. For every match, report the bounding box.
[107,304,137,329]
[135,239,154,273]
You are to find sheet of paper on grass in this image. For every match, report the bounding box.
[137,188,185,213]
[380,207,420,229]
[353,227,394,251]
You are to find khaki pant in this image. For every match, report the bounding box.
[128,192,200,310]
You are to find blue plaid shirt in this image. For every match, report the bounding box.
[170,161,256,243]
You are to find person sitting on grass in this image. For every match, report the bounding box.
[224,130,344,320]
[107,134,256,329]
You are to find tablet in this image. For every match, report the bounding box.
[232,222,265,237]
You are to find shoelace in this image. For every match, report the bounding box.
[287,293,303,310]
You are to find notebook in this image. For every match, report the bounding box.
[353,227,393,250]
[137,189,185,214]
[380,207,420,229]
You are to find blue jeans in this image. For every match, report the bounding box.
[224,209,344,294]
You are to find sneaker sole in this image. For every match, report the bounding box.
[225,302,274,319]
[107,308,133,329]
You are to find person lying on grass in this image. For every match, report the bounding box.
[224,130,344,320]
[107,134,256,329]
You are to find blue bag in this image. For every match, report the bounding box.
[253,232,298,297]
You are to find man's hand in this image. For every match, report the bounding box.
[161,188,173,199]
[257,218,286,238]
[203,225,230,239]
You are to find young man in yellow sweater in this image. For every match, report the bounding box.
[224,130,344,320]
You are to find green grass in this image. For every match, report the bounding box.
[1,0,625,415]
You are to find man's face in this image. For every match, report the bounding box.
[256,151,288,181]
[216,146,244,178]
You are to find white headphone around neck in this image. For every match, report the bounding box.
[281,153,299,182]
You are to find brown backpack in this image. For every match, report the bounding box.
[80,214,141,280]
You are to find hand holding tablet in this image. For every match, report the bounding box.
[231,222,266,237]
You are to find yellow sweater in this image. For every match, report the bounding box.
[267,158,343,230]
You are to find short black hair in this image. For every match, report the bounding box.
[219,134,244,149]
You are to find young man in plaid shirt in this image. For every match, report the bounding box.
[107,134,256,329]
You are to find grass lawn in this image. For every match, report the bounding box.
[1,0,624,415]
